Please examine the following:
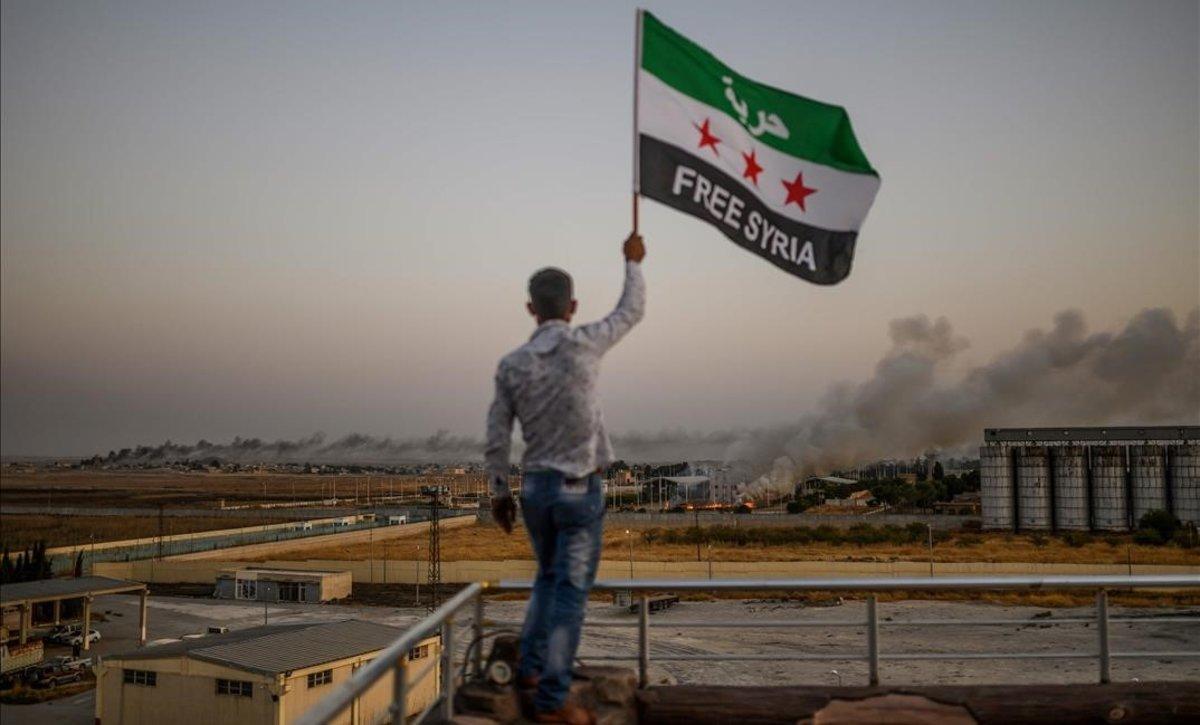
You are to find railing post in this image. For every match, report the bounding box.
[638,593,650,688]
[1097,589,1111,684]
[473,592,485,678]
[391,655,408,725]
[866,595,880,686]
[441,615,456,719]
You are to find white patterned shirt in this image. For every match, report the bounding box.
[485,261,646,498]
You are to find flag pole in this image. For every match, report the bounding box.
[632,8,643,233]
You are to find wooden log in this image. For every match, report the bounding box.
[637,683,1200,725]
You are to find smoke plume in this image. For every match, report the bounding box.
[99,430,480,465]
[732,306,1199,497]
[97,308,1199,488]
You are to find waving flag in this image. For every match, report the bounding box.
[635,11,880,285]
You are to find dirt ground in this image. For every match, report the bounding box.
[0,513,286,550]
[0,468,456,508]
[248,521,1200,567]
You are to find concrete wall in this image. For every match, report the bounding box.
[163,514,474,562]
[281,636,440,724]
[597,512,977,530]
[45,517,348,559]
[96,656,276,725]
[96,557,1200,585]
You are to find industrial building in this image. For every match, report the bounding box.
[94,619,439,725]
[641,476,712,507]
[980,426,1199,531]
[215,568,351,603]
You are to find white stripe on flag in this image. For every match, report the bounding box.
[637,70,880,232]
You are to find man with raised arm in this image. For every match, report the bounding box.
[485,232,646,724]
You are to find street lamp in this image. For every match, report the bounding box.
[415,543,421,606]
[625,530,634,579]
[926,524,934,577]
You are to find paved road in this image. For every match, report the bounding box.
[0,688,94,725]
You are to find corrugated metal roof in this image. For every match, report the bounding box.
[0,576,143,605]
[104,619,407,675]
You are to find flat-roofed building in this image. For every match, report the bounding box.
[95,619,439,725]
[214,568,351,604]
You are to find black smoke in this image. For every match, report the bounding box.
[96,307,1199,479]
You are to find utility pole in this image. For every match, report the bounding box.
[626,530,634,579]
[415,544,421,607]
[927,524,934,577]
[422,486,444,611]
[157,504,165,560]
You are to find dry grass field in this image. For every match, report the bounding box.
[0,468,438,508]
[247,522,1200,566]
[0,513,285,550]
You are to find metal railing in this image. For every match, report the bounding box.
[298,574,1200,725]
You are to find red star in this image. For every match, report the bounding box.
[781,171,817,211]
[694,118,721,155]
[742,149,763,186]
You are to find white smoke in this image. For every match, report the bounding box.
[726,306,1200,497]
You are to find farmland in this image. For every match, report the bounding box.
[0,513,287,551]
[0,467,469,508]
[245,521,1200,566]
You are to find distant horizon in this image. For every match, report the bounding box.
[4,2,1197,462]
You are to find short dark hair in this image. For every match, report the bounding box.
[528,267,573,319]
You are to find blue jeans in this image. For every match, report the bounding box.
[518,470,605,712]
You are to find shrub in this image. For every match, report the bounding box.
[1133,528,1164,546]
[1029,533,1048,548]
[954,534,983,547]
[1062,531,1092,548]
[1173,523,1199,549]
[1137,510,1179,542]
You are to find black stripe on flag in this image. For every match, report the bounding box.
[638,135,858,285]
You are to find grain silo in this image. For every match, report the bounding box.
[1015,446,1052,531]
[1171,444,1200,526]
[980,444,1014,530]
[980,428,1200,533]
[1130,445,1167,525]
[1052,445,1090,530]
[1090,445,1130,531]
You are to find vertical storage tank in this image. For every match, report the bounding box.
[980,445,1014,530]
[1016,446,1052,531]
[1091,446,1129,531]
[1170,444,1200,526]
[1130,445,1167,525]
[1053,445,1089,530]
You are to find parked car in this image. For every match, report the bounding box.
[27,657,88,689]
[66,629,100,647]
[50,627,100,647]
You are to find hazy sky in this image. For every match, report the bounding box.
[2,0,1197,457]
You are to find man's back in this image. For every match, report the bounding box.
[486,259,645,496]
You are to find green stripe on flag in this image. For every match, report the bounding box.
[641,11,876,176]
